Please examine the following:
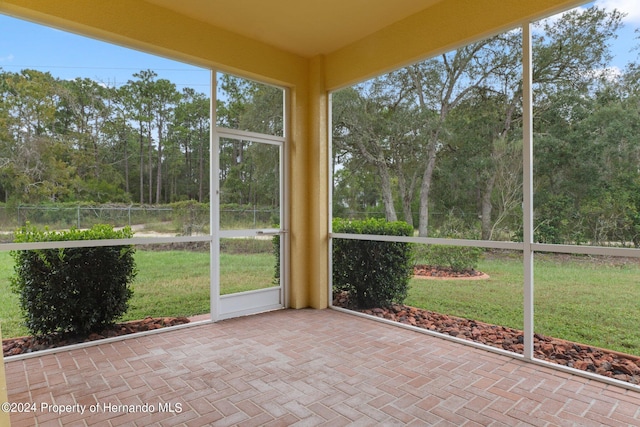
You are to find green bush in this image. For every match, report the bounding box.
[10,224,137,337]
[416,213,483,273]
[170,200,209,235]
[273,234,280,285]
[415,244,482,273]
[333,218,413,308]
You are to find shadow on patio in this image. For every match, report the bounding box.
[5,308,640,426]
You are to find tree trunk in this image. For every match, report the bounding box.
[123,130,129,194]
[155,125,163,204]
[396,171,414,227]
[481,172,497,240]
[148,128,153,204]
[379,164,398,221]
[198,137,204,202]
[138,128,144,204]
[418,144,438,237]
[184,137,191,199]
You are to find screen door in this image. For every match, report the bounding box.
[212,130,286,320]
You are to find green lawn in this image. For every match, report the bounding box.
[2,249,639,356]
[124,250,211,322]
[533,254,640,354]
[407,254,525,330]
[0,252,21,340]
[407,253,640,355]
[0,249,275,339]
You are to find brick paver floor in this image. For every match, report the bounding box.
[5,309,640,426]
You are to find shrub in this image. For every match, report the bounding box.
[415,244,482,273]
[273,234,280,285]
[10,224,137,336]
[170,200,209,235]
[333,218,414,308]
[416,213,483,273]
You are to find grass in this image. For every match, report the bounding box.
[219,252,277,294]
[407,252,640,355]
[123,250,211,322]
[0,248,275,339]
[2,248,639,356]
[0,252,22,340]
[407,254,524,330]
[533,254,640,354]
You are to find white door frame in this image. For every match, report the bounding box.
[209,71,289,321]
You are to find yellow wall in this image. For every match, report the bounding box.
[0,326,10,427]
[0,0,326,309]
[300,55,329,308]
[0,0,585,310]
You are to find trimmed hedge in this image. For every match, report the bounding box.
[10,224,137,336]
[333,218,414,308]
[415,244,482,273]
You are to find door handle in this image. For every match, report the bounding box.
[256,230,283,236]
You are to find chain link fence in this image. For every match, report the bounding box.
[0,204,279,243]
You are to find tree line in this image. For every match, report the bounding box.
[0,69,282,209]
[1,6,639,246]
[332,7,640,246]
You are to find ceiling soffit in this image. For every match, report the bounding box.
[143,0,444,57]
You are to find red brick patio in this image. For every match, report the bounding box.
[5,309,640,426]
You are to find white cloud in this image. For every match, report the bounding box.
[0,54,15,63]
[533,5,589,29]
[595,0,640,23]
[590,65,623,81]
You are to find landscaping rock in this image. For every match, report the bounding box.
[2,317,190,357]
[334,292,640,385]
[414,264,488,279]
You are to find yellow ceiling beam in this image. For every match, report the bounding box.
[0,0,307,87]
[325,0,587,90]
[1,0,587,89]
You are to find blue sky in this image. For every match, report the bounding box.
[0,13,211,94]
[0,0,638,91]
[563,0,639,71]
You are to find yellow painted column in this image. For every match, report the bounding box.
[306,55,329,309]
[287,81,308,309]
[288,55,329,309]
[0,325,10,427]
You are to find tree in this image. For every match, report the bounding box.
[532,8,626,244]
[0,66,213,206]
[56,78,107,176]
[103,85,136,196]
[331,6,625,242]
[0,69,73,202]
[332,80,423,224]
[123,70,155,204]
[217,75,283,211]
[171,88,210,202]
[149,78,180,203]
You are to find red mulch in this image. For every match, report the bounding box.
[414,264,487,279]
[2,317,190,357]
[5,270,640,386]
[334,276,640,385]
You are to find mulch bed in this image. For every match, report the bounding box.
[413,264,488,279]
[4,267,640,386]
[352,302,640,385]
[332,265,640,385]
[2,317,190,357]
